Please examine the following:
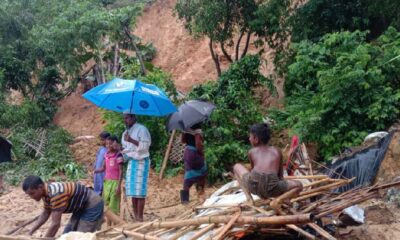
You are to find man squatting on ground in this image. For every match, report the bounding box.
[121,113,151,222]
[23,175,104,237]
[233,123,303,213]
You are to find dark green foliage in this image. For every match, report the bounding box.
[189,55,272,182]
[270,28,400,159]
[290,0,400,42]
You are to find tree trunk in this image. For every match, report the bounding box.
[209,38,221,77]
[220,42,233,63]
[235,31,245,61]
[241,32,251,59]
[113,43,119,76]
[124,26,146,76]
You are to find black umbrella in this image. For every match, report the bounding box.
[167,100,216,131]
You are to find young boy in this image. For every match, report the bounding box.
[95,135,123,215]
[93,132,110,195]
[233,123,303,212]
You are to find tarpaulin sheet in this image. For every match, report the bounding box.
[325,132,394,193]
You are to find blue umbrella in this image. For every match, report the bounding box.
[83,78,177,116]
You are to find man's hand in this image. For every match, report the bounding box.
[124,133,132,143]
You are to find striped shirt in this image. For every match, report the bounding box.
[43,182,89,213]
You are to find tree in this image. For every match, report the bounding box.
[176,0,258,76]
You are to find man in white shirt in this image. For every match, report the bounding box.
[121,114,151,222]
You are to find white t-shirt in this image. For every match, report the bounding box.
[121,123,151,160]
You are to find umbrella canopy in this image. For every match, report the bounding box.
[83,78,177,116]
[167,100,216,131]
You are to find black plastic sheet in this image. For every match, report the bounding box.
[325,132,394,193]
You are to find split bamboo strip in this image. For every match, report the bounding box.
[307,223,336,240]
[284,175,328,180]
[299,179,353,196]
[303,178,334,188]
[309,159,350,180]
[214,212,241,240]
[369,180,400,192]
[301,200,327,213]
[188,224,216,240]
[286,224,316,240]
[291,191,329,203]
[123,230,161,240]
[144,214,312,228]
[316,192,378,218]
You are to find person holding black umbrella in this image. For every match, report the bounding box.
[180,123,207,204]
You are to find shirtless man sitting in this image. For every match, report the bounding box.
[233,123,303,213]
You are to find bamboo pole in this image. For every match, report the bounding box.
[307,223,336,240]
[247,203,315,240]
[169,225,197,240]
[122,230,161,240]
[303,178,334,188]
[188,224,216,240]
[301,143,314,176]
[6,215,39,235]
[299,179,353,196]
[205,225,225,240]
[159,130,176,180]
[284,175,328,180]
[286,224,316,240]
[104,207,127,225]
[144,214,312,228]
[214,212,241,240]
[315,192,378,218]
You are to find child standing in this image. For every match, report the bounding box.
[93,132,110,195]
[95,135,123,214]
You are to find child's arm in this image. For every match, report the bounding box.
[116,155,123,195]
[248,151,254,170]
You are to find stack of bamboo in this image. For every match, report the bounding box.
[95,176,400,240]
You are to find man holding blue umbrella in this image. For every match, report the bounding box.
[121,113,151,222]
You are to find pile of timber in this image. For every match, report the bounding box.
[95,176,400,240]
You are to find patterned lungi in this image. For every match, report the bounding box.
[124,155,150,198]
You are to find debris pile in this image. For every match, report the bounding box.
[94,176,400,240]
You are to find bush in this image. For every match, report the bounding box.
[270,27,400,159]
[1,126,85,185]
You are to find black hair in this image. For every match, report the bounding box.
[99,131,111,140]
[250,123,271,144]
[106,135,119,143]
[191,122,202,130]
[22,175,44,191]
